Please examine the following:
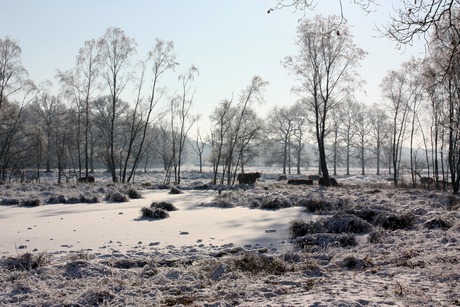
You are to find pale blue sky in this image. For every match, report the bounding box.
[1,0,425,125]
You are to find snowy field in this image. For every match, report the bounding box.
[0,168,459,306]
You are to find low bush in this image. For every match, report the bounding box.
[346,208,384,224]
[150,201,178,211]
[3,252,49,270]
[106,192,128,202]
[368,230,387,244]
[140,207,170,219]
[127,188,142,199]
[377,213,416,230]
[300,198,336,212]
[1,198,20,205]
[229,252,287,275]
[22,199,41,207]
[169,186,183,194]
[424,217,452,230]
[294,233,357,249]
[80,195,99,203]
[326,213,373,234]
[289,219,326,239]
[259,197,292,210]
[337,255,365,270]
[66,197,81,204]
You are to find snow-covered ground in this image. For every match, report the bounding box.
[0,169,459,306]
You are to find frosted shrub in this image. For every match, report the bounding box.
[378,213,416,230]
[228,252,287,275]
[289,219,326,239]
[80,195,99,203]
[105,192,128,202]
[294,233,357,249]
[259,197,292,210]
[346,207,384,224]
[326,213,373,233]
[127,188,142,199]
[424,217,452,230]
[368,230,387,244]
[140,207,170,219]
[22,198,41,207]
[151,201,178,211]
[3,252,49,270]
[300,198,335,212]
[169,186,182,194]
[1,198,20,205]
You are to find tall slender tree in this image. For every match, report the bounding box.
[98,27,136,182]
[284,15,366,186]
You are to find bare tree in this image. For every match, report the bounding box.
[31,92,66,173]
[0,37,32,109]
[383,0,460,48]
[190,126,207,173]
[291,102,309,174]
[339,99,359,175]
[351,102,372,175]
[209,98,235,185]
[284,15,366,186]
[330,108,342,176]
[224,76,267,185]
[369,104,390,175]
[126,39,177,182]
[170,65,199,185]
[381,62,415,186]
[268,0,376,22]
[98,27,136,182]
[267,105,296,174]
[57,39,100,181]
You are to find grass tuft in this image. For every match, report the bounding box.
[326,213,373,233]
[377,213,416,230]
[294,233,357,249]
[169,186,183,194]
[300,198,336,212]
[106,192,129,202]
[424,217,452,230]
[3,252,49,270]
[229,252,287,275]
[127,188,142,199]
[259,197,292,210]
[22,198,41,207]
[150,201,178,211]
[289,219,326,239]
[140,207,170,219]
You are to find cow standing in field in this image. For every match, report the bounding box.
[287,179,313,185]
[77,176,95,183]
[318,177,339,187]
[277,175,288,181]
[237,172,261,184]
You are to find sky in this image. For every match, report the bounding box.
[1,0,426,129]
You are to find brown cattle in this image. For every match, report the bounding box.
[77,176,95,183]
[319,177,338,187]
[237,172,261,184]
[287,179,313,185]
[277,175,288,181]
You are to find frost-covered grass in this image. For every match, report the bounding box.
[0,169,459,306]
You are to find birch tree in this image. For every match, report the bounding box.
[98,27,136,182]
[284,15,366,186]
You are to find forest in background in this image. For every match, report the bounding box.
[1,0,460,193]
